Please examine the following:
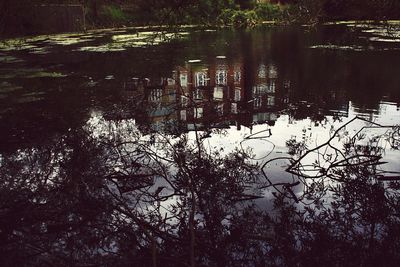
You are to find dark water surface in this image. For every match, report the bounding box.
[1,23,400,265]
[1,24,400,150]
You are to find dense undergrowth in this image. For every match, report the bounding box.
[1,0,400,36]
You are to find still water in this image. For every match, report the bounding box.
[1,23,400,264]
[1,23,400,177]
[1,24,400,149]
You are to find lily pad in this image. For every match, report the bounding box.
[16,95,44,103]
[25,71,67,78]
[0,68,67,79]
[309,45,365,52]
[0,82,23,93]
[77,31,189,52]
[0,55,24,64]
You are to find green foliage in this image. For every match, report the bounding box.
[101,5,128,24]
[2,0,400,35]
[218,9,260,27]
[255,3,287,21]
[218,2,287,27]
[234,9,259,26]
[218,9,237,25]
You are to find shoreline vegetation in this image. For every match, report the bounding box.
[1,0,400,38]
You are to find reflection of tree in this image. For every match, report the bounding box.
[1,116,400,266]
[266,117,400,266]
[0,133,116,265]
[0,123,263,266]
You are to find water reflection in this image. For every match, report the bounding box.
[1,25,400,266]
[2,105,400,266]
[120,55,353,136]
[1,25,400,151]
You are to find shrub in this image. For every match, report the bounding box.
[255,3,286,21]
[218,9,260,27]
[101,5,128,24]
[218,9,237,25]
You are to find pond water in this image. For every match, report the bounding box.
[1,23,400,174]
[1,23,400,148]
[0,23,400,266]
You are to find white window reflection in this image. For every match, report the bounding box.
[194,107,203,119]
[231,103,238,114]
[180,110,187,121]
[254,96,262,109]
[150,88,163,102]
[267,96,275,106]
[216,70,227,85]
[268,80,276,93]
[213,87,223,100]
[234,88,241,101]
[193,88,203,100]
[180,73,188,87]
[234,71,241,84]
[181,95,189,107]
[258,64,266,79]
[195,72,207,87]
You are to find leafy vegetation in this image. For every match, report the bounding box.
[1,0,400,36]
[101,5,129,24]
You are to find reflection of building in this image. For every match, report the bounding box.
[250,63,280,126]
[124,57,287,133]
[174,57,246,130]
[124,57,247,132]
[119,55,354,132]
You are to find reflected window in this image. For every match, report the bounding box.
[181,95,189,107]
[268,80,276,93]
[194,107,203,119]
[268,64,277,79]
[253,84,268,96]
[258,64,266,79]
[267,96,275,106]
[216,70,227,85]
[213,87,223,100]
[167,78,175,86]
[168,89,176,102]
[193,88,203,100]
[180,110,187,121]
[254,96,262,109]
[150,88,163,102]
[180,73,188,87]
[195,72,207,87]
[231,102,238,114]
[253,112,270,122]
[234,71,241,84]
[234,88,241,101]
